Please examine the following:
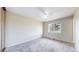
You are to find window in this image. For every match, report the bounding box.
[48,23,61,33]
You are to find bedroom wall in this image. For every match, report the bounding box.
[5,11,42,47]
[43,16,73,43]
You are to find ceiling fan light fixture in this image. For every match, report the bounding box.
[43,14,48,19]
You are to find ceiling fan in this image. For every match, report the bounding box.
[38,7,49,19]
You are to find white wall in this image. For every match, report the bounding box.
[43,16,73,43]
[73,8,79,52]
[6,11,42,47]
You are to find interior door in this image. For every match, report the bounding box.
[1,7,6,51]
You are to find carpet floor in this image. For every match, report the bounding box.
[5,38,75,52]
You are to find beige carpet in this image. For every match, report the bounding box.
[5,38,75,52]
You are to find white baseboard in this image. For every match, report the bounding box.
[43,36,74,45]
